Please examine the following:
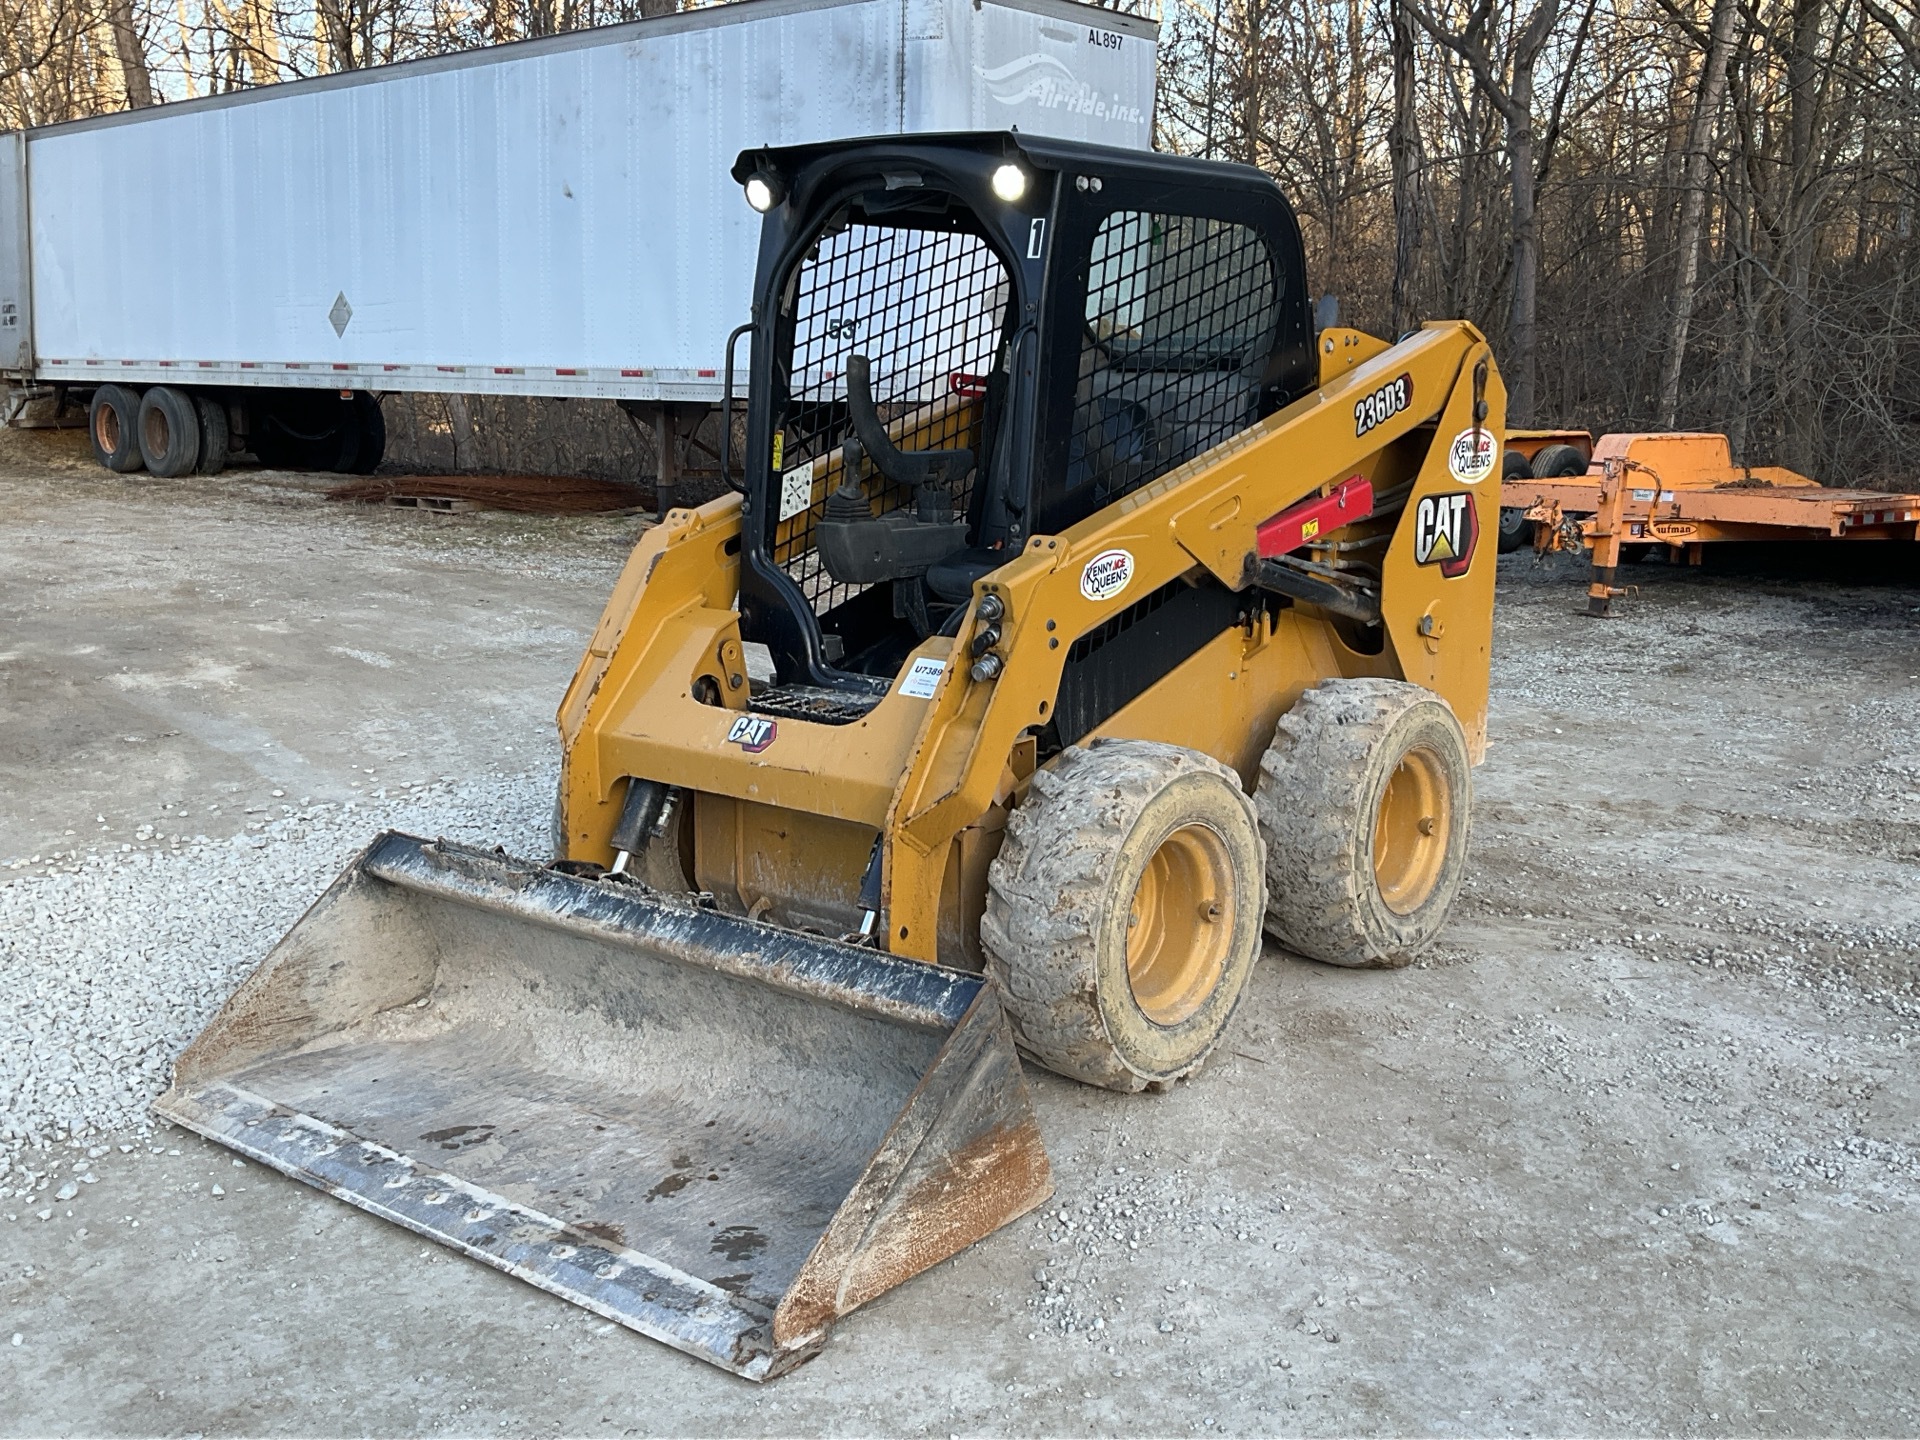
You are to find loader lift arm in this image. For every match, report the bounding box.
[877,321,1501,954]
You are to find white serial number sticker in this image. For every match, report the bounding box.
[778,460,816,521]
[898,656,947,699]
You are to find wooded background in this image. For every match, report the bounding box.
[5,0,1916,482]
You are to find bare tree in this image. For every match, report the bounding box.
[1402,0,1570,423]
[11,0,1917,487]
[1388,0,1425,333]
[105,0,156,105]
[1655,0,1741,428]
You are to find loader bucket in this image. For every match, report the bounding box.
[154,832,1050,1379]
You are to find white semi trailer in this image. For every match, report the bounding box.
[0,0,1154,496]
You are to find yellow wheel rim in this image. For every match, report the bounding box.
[1373,745,1450,915]
[1126,822,1234,1026]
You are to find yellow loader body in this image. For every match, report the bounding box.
[557,322,1503,965]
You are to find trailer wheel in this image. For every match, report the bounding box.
[1255,679,1471,968]
[253,391,360,471]
[346,392,386,474]
[87,385,145,472]
[1497,506,1535,552]
[194,395,230,474]
[982,740,1265,1093]
[137,386,201,477]
[299,394,362,472]
[1498,450,1534,553]
[1531,443,1589,479]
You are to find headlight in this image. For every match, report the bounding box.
[990,163,1028,203]
[743,172,782,212]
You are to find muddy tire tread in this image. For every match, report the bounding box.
[981,740,1260,1093]
[1255,678,1471,969]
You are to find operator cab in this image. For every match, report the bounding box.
[729,134,1316,707]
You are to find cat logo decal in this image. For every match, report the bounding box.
[1413,492,1478,578]
[725,715,778,753]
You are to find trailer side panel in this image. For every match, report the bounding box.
[1,134,28,376]
[19,0,1155,402]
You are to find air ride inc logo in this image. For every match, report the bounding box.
[976,56,1147,127]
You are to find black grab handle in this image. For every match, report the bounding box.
[720,322,753,494]
[843,354,972,496]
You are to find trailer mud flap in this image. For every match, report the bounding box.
[153,833,1051,1379]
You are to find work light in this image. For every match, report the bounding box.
[990,163,1028,203]
[744,172,783,212]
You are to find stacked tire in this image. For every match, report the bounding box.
[85,386,383,476]
[1498,442,1591,552]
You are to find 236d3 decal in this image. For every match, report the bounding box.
[1354,373,1413,437]
[1412,491,1479,578]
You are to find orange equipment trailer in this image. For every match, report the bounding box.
[1498,430,1920,615]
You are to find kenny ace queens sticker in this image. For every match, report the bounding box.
[1079,548,1135,602]
[1446,426,1499,484]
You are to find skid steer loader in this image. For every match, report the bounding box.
[157,134,1505,1379]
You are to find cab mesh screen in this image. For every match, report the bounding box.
[774,223,1010,615]
[1069,212,1278,509]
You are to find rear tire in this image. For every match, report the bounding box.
[137,386,201,477]
[981,739,1266,1093]
[1531,443,1589,479]
[87,385,144,472]
[1255,679,1471,968]
[194,395,230,474]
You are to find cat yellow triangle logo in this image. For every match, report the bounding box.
[1414,491,1480,577]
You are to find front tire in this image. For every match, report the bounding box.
[345,392,386,474]
[253,390,362,472]
[1255,679,1472,968]
[982,740,1266,1093]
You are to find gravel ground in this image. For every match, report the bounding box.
[0,770,553,1185]
[0,425,625,1207]
[1,431,1917,1434]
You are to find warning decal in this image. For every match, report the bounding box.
[779,460,816,522]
